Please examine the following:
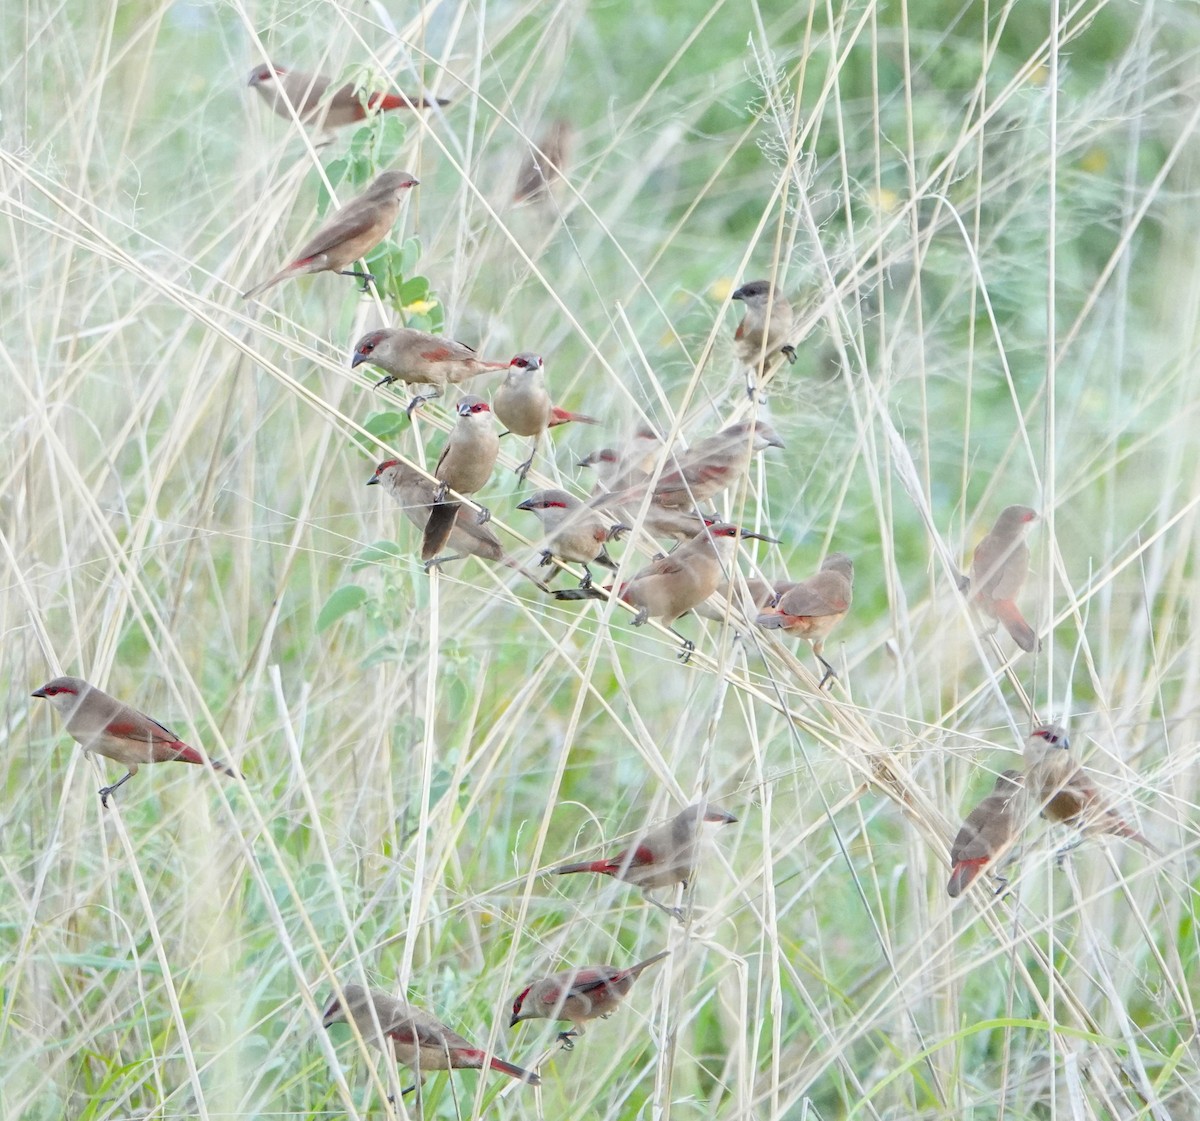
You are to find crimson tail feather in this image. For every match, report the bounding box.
[554,859,612,875]
[993,599,1039,652]
[487,1056,540,1084]
[947,858,987,898]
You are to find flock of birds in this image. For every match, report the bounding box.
[27,60,1157,1101]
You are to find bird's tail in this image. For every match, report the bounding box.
[421,503,460,561]
[993,599,1040,652]
[553,859,613,875]
[169,743,240,779]
[626,949,671,977]
[487,1056,541,1085]
[370,92,451,112]
[947,858,987,898]
[549,407,600,427]
[755,610,790,630]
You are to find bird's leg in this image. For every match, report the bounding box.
[578,565,594,590]
[670,626,696,663]
[781,344,798,363]
[816,654,839,690]
[645,893,686,921]
[371,373,396,390]
[405,387,442,416]
[537,550,554,568]
[337,268,376,292]
[432,482,449,502]
[423,553,464,573]
[607,523,631,541]
[556,1030,578,1051]
[630,607,650,627]
[475,503,492,525]
[98,771,134,808]
[991,872,1011,898]
[515,437,538,483]
[1055,835,1083,867]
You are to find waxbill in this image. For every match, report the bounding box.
[509,950,669,1047]
[243,170,418,299]
[492,353,598,481]
[554,802,738,916]
[695,573,776,625]
[516,489,625,587]
[731,279,797,371]
[554,522,776,661]
[600,420,784,512]
[966,505,1040,652]
[421,396,500,562]
[514,118,573,202]
[947,769,1024,897]
[756,553,854,687]
[367,459,548,589]
[321,984,539,1087]
[1022,724,1154,850]
[247,63,447,130]
[32,676,236,807]
[351,327,509,414]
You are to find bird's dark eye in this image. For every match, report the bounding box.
[361,342,374,354]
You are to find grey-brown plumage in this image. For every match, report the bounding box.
[732,279,797,371]
[947,769,1023,897]
[967,505,1039,652]
[509,951,669,1046]
[516,489,623,586]
[421,396,500,562]
[756,553,854,686]
[514,119,573,202]
[321,984,539,1085]
[243,170,418,299]
[247,63,447,130]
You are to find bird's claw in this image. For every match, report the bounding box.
[515,458,534,482]
[538,550,554,568]
[557,1031,577,1051]
[432,483,449,503]
[99,787,113,808]
[781,344,798,364]
[578,569,593,590]
[607,523,631,542]
[372,373,395,390]
[476,506,492,525]
[677,639,696,663]
[631,608,649,627]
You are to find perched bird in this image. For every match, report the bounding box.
[351,327,509,415]
[756,553,854,687]
[600,420,784,513]
[514,119,573,203]
[947,770,1024,897]
[32,676,236,807]
[1023,724,1154,850]
[966,505,1040,652]
[492,353,598,480]
[321,984,539,1088]
[509,950,669,1047]
[695,573,776,625]
[420,397,500,562]
[555,523,776,661]
[247,63,447,130]
[554,802,738,917]
[732,279,797,374]
[243,170,418,299]
[368,459,547,589]
[516,489,625,587]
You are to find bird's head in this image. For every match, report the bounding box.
[247,63,284,88]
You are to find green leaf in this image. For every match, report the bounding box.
[315,585,368,633]
[363,411,407,440]
[398,275,430,304]
[399,236,422,275]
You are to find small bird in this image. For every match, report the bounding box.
[966,505,1040,652]
[555,523,776,661]
[516,489,625,587]
[509,950,670,1047]
[421,397,500,562]
[601,421,784,512]
[947,769,1024,897]
[492,353,598,481]
[321,984,539,1089]
[368,459,547,589]
[243,170,418,299]
[554,802,738,917]
[351,327,509,415]
[732,280,797,376]
[1023,724,1154,851]
[32,676,236,807]
[694,573,776,625]
[514,118,573,203]
[756,553,855,687]
[247,63,447,130]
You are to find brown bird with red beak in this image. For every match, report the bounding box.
[351,327,509,415]
[555,522,776,661]
[756,553,854,687]
[1023,724,1155,851]
[247,63,447,130]
[321,984,539,1089]
[243,169,418,299]
[554,802,738,917]
[492,353,598,481]
[947,769,1024,897]
[32,676,236,807]
[731,279,797,375]
[421,396,500,562]
[509,950,669,1047]
[966,505,1040,652]
[601,420,784,512]
[368,459,548,589]
[516,489,625,587]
